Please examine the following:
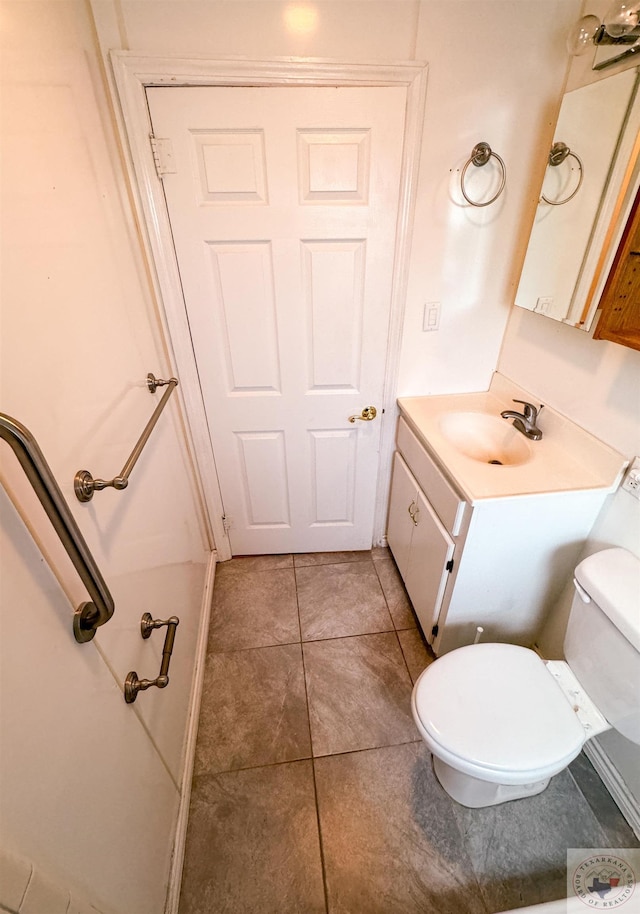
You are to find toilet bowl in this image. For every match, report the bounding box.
[411,547,640,808]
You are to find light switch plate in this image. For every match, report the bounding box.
[423,301,440,331]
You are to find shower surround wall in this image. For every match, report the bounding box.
[1,2,210,912]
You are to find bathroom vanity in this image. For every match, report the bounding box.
[387,374,627,655]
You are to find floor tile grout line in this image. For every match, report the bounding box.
[295,562,330,914]
[206,623,422,653]
[394,627,416,685]
[312,736,424,763]
[293,560,305,647]
[218,553,373,571]
[292,558,314,768]
[303,628,403,647]
[294,553,373,569]
[369,552,397,632]
[204,622,421,659]
[205,640,302,659]
[372,548,419,635]
[436,774,495,914]
[192,734,427,781]
[311,756,331,914]
[370,565,476,887]
[564,762,623,848]
[371,551,421,677]
[191,754,314,782]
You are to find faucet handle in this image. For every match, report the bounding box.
[512,399,543,421]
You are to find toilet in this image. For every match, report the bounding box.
[411,547,640,808]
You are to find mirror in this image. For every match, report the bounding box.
[515,66,640,329]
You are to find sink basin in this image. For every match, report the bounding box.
[439,412,531,466]
[398,376,627,500]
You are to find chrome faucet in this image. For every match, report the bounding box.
[500,399,544,440]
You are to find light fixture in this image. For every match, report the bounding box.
[568,1,640,69]
[284,3,318,35]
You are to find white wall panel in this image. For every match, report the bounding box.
[0,3,211,911]
[106,0,419,61]
[0,489,178,914]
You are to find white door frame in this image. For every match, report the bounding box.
[110,53,428,561]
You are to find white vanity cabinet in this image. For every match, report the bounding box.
[387,452,455,637]
[388,417,470,649]
[388,409,620,657]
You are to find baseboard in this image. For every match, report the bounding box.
[164,550,217,914]
[584,738,640,840]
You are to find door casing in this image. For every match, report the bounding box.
[110,53,428,561]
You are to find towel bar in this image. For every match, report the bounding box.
[75,373,178,502]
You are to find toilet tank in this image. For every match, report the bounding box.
[564,547,640,745]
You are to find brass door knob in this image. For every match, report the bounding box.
[348,406,377,423]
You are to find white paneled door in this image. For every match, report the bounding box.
[147,86,406,553]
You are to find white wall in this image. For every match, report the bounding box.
[400,0,580,394]
[498,307,640,645]
[1,2,211,910]
[90,0,580,398]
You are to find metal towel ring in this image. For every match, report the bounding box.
[540,142,584,206]
[460,142,506,207]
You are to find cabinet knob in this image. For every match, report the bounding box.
[408,501,419,526]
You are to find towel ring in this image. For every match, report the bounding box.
[460,142,506,207]
[540,142,584,206]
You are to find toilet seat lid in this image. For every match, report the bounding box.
[413,644,585,774]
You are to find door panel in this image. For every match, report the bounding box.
[209,241,281,392]
[303,239,366,390]
[147,86,406,553]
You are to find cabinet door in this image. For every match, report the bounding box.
[594,185,640,351]
[387,452,419,578]
[404,487,455,636]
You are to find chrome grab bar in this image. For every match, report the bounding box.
[74,373,178,502]
[0,413,114,643]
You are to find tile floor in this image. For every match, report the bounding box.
[179,549,638,914]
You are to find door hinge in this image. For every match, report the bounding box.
[446,559,454,572]
[431,624,439,638]
[222,514,232,534]
[149,134,177,179]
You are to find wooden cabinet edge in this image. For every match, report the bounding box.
[594,186,640,351]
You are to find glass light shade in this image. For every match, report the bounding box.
[567,14,601,54]
[283,3,318,35]
[603,1,640,37]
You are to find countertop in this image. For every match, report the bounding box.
[397,374,627,503]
